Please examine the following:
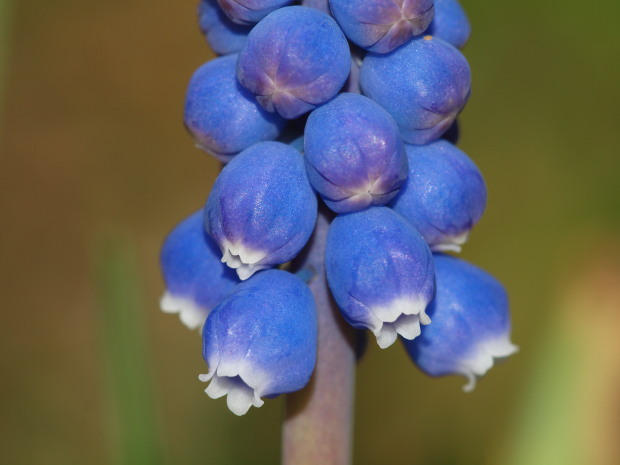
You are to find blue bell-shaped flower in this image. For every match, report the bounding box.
[304,93,408,213]
[205,141,317,280]
[326,207,435,348]
[160,210,240,330]
[403,254,517,391]
[200,269,317,415]
[390,140,487,252]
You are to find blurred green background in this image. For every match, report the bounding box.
[1,0,619,464]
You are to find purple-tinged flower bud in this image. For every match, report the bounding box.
[198,0,252,55]
[330,0,435,54]
[390,140,487,252]
[360,35,471,145]
[403,254,517,391]
[160,210,240,330]
[425,0,471,49]
[326,207,435,349]
[205,141,317,280]
[217,0,294,25]
[200,269,317,415]
[236,6,351,119]
[184,54,285,162]
[304,93,408,213]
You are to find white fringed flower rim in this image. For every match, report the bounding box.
[368,296,431,349]
[199,360,269,416]
[431,231,470,254]
[219,239,270,281]
[160,292,208,331]
[458,333,519,392]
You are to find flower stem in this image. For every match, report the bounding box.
[282,211,357,465]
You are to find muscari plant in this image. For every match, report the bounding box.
[161,1,517,462]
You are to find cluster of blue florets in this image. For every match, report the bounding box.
[161,0,517,416]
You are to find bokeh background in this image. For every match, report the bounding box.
[1,0,619,464]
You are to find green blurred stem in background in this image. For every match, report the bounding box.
[95,238,164,465]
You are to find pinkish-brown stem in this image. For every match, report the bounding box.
[282,211,357,465]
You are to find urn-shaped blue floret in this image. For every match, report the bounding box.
[217,0,294,25]
[305,94,408,213]
[390,140,487,252]
[184,54,285,162]
[236,6,351,119]
[403,254,518,391]
[205,141,317,280]
[326,207,435,348]
[426,0,471,49]
[200,270,317,415]
[160,210,240,330]
[360,35,471,145]
[198,0,252,55]
[330,0,435,54]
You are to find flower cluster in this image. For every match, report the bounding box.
[161,0,517,415]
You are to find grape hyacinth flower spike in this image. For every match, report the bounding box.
[200,270,318,415]
[184,54,285,162]
[390,140,487,252]
[403,254,518,391]
[160,210,239,330]
[326,207,435,348]
[329,0,435,54]
[360,35,471,145]
[236,6,351,119]
[205,141,317,280]
[304,93,408,213]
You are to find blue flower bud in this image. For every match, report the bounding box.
[304,93,408,213]
[330,0,435,54]
[326,207,435,348]
[426,0,471,50]
[390,140,487,252]
[217,0,294,25]
[184,54,285,162]
[360,35,471,145]
[200,269,317,415]
[160,210,240,330]
[205,141,317,280]
[236,6,351,119]
[197,0,252,55]
[402,254,517,391]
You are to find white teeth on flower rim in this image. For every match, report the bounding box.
[199,360,269,416]
[159,292,208,331]
[220,240,270,280]
[458,334,519,392]
[368,296,431,349]
[431,231,470,254]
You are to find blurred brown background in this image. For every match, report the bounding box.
[1,0,619,464]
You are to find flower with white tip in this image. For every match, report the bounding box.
[160,210,239,330]
[205,141,317,280]
[200,269,317,415]
[326,207,435,349]
[402,254,518,391]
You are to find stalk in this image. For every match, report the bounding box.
[282,211,357,465]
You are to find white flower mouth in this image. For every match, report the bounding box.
[431,231,470,253]
[199,361,268,416]
[458,334,519,392]
[160,292,208,331]
[220,240,270,280]
[368,296,431,349]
